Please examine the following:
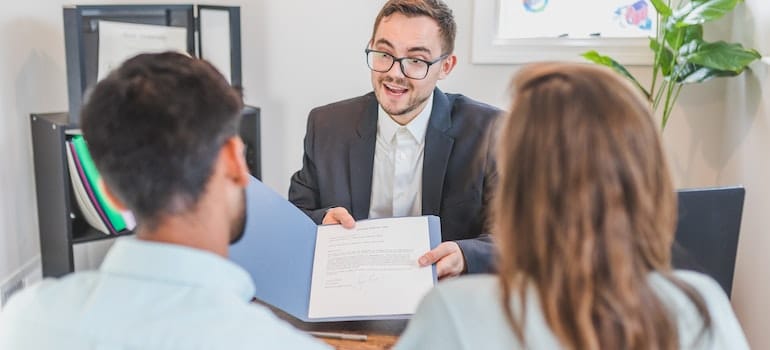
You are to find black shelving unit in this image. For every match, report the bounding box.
[31,108,261,278]
[32,4,258,277]
[30,113,134,278]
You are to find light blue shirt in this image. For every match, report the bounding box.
[395,271,749,350]
[0,237,330,350]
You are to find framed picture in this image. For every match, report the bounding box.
[472,0,656,65]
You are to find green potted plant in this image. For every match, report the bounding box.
[583,0,761,129]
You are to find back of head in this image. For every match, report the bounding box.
[372,0,456,55]
[81,52,243,230]
[494,63,709,349]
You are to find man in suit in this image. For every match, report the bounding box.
[289,0,500,278]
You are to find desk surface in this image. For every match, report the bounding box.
[320,334,398,350]
[267,305,406,350]
[301,320,404,350]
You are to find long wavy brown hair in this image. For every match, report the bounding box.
[494,63,711,349]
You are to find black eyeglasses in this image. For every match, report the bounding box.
[365,49,448,80]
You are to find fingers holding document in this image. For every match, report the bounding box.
[322,207,356,228]
[418,241,466,279]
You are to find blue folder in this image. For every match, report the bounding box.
[229,176,442,322]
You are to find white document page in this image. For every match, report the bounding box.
[97,21,188,81]
[199,8,232,84]
[308,216,434,319]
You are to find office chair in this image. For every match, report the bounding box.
[672,186,745,298]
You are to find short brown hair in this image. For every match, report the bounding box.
[81,52,243,230]
[371,0,456,55]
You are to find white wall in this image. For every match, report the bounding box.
[0,0,70,294]
[0,0,766,347]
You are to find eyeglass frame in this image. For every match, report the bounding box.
[364,48,449,80]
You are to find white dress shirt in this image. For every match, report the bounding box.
[369,93,433,218]
[0,237,330,350]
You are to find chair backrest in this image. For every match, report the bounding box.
[672,186,745,298]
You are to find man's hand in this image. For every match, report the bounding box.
[322,207,356,229]
[418,242,465,279]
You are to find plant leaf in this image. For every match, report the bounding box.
[664,21,703,48]
[681,40,761,72]
[650,38,674,76]
[649,0,673,16]
[664,25,686,51]
[581,50,651,99]
[673,0,741,27]
[665,23,704,54]
[682,24,704,43]
[671,63,739,84]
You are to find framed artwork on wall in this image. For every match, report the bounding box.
[472,0,656,65]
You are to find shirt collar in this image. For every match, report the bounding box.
[100,237,255,301]
[377,91,433,144]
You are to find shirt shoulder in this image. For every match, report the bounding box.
[0,275,102,348]
[118,291,330,349]
[653,270,730,313]
[430,274,499,300]
[396,275,528,350]
[308,93,376,121]
[440,93,502,139]
[2,273,101,317]
[670,270,726,295]
[194,304,331,349]
[445,93,502,119]
[0,275,331,350]
[1,280,47,319]
[652,270,750,349]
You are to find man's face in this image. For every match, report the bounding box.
[228,189,247,245]
[370,13,452,122]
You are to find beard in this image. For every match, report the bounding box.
[377,76,430,118]
[228,189,247,245]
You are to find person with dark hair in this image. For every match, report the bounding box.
[394,63,749,349]
[0,52,329,350]
[289,0,500,279]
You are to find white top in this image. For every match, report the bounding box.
[369,93,433,218]
[0,237,330,350]
[395,271,749,350]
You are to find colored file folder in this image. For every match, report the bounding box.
[66,141,112,234]
[229,176,441,322]
[70,135,127,232]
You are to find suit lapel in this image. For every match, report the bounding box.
[349,95,378,219]
[422,89,454,216]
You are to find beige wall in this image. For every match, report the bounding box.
[0,0,766,346]
[722,1,770,348]
[655,2,770,347]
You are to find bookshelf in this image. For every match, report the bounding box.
[30,108,260,278]
[32,4,254,277]
[30,113,123,277]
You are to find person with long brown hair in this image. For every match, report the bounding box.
[395,63,748,349]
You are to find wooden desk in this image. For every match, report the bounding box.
[320,334,398,350]
[268,305,407,350]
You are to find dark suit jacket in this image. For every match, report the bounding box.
[289,88,500,273]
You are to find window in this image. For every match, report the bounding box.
[472,0,657,65]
